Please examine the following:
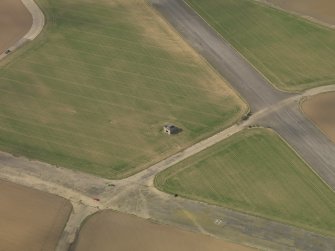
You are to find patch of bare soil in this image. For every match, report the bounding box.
[73,210,254,251]
[0,179,72,251]
[265,0,335,26]
[0,0,32,54]
[302,92,335,143]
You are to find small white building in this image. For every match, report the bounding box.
[163,124,179,135]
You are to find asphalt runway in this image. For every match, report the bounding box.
[149,0,335,191]
[149,0,290,112]
[263,105,335,189]
[1,0,335,250]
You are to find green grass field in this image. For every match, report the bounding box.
[155,129,335,236]
[186,0,335,91]
[0,0,245,179]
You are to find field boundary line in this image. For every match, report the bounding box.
[51,4,150,18]
[28,47,204,79]
[6,66,226,105]
[54,16,177,50]
[146,0,250,116]
[182,0,298,95]
[55,42,198,67]
[254,0,335,31]
[273,122,335,194]
[0,0,45,61]
[1,88,210,128]
[15,57,230,102]
[54,35,195,65]
[6,67,220,98]
[0,126,130,162]
[298,87,335,195]
[53,9,179,43]
[0,76,226,119]
[50,42,199,68]
[124,85,335,184]
[0,113,150,154]
[19,58,217,94]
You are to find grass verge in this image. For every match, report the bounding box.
[155,128,335,236]
[0,0,245,179]
[186,0,335,91]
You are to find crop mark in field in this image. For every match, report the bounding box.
[52,42,200,69]
[185,0,335,91]
[0,113,150,154]
[11,56,230,109]
[4,67,219,100]
[0,87,212,129]
[54,16,180,50]
[53,9,179,43]
[18,58,220,98]
[0,126,134,162]
[0,88,214,133]
[18,47,228,97]
[28,49,205,79]
[1,75,225,119]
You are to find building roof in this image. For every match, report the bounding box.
[164,124,177,129]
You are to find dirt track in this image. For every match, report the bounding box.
[0,0,32,54]
[0,179,72,251]
[265,0,335,27]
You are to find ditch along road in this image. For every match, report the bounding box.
[1,0,335,251]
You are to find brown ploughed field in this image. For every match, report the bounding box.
[266,0,335,26]
[0,0,32,54]
[73,210,254,251]
[0,179,72,251]
[302,92,335,143]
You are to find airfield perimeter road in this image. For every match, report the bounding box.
[149,0,335,190]
[1,0,335,250]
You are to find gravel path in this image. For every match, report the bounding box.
[21,0,44,40]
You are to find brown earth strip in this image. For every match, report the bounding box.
[264,0,335,27]
[72,210,254,251]
[0,179,72,251]
[302,92,335,143]
[0,0,32,54]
